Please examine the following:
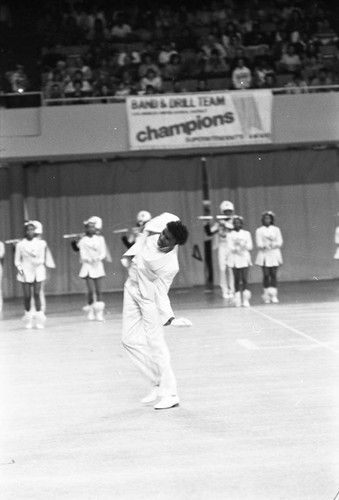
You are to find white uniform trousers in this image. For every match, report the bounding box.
[122,280,177,398]
[218,245,234,296]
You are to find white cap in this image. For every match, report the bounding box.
[136,210,152,225]
[83,216,103,230]
[31,220,43,234]
[220,200,234,213]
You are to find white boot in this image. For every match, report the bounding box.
[35,310,46,329]
[23,311,33,329]
[234,291,242,307]
[262,288,270,304]
[87,304,95,321]
[94,301,105,321]
[242,289,251,307]
[269,287,279,303]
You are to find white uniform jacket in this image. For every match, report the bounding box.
[122,213,180,324]
[78,234,107,278]
[255,225,283,267]
[334,227,339,259]
[227,229,253,268]
[15,238,47,283]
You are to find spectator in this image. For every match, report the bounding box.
[284,71,308,94]
[204,49,229,76]
[196,78,210,92]
[140,68,163,93]
[67,79,88,103]
[115,80,132,97]
[138,53,161,78]
[201,35,227,59]
[232,58,252,90]
[47,83,64,104]
[170,79,187,93]
[111,15,132,40]
[278,44,302,73]
[310,67,334,91]
[44,70,65,98]
[263,72,277,90]
[94,83,114,103]
[10,65,29,92]
[86,18,110,42]
[158,42,178,66]
[163,53,184,80]
[252,59,274,88]
[227,35,246,61]
[117,45,141,66]
[64,70,92,96]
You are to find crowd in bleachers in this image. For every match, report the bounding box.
[1,0,339,103]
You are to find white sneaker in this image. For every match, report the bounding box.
[140,387,159,404]
[154,396,180,410]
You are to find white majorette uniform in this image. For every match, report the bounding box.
[78,234,107,278]
[227,229,253,268]
[0,241,5,312]
[255,225,283,267]
[122,213,180,408]
[334,226,339,259]
[14,238,48,283]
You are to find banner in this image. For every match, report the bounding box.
[126,90,273,150]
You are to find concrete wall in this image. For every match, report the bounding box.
[1,92,339,162]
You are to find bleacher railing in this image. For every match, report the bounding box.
[1,85,339,109]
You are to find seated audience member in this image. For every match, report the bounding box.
[201,35,227,59]
[64,70,92,95]
[46,83,64,104]
[284,71,308,94]
[138,53,161,79]
[263,72,277,89]
[204,49,229,76]
[111,15,132,40]
[10,64,29,92]
[278,44,302,73]
[170,79,187,93]
[226,35,246,61]
[115,80,132,97]
[196,78,210,92]
[94,83,114,102]
[162,53,184,80]
[86,18,110,42]
[66,79,89,103]
[140,68,163,93]
[158,42,178,66]
[44,70,65,97]
[310,67,334,90]
[232,58,252,89]
[252,59,274,88]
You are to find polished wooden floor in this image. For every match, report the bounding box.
[1,281,338,500]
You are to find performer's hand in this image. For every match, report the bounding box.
[171,317,193,327]
[164,317,175,326]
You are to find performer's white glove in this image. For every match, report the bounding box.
[171,317,193,327]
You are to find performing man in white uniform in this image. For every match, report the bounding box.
[121,212,189,410]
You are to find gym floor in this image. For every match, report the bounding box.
[1,281,338,500]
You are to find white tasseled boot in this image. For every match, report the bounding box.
[269,287,279,303]
[242,289,251,307]
[87,304,95,321]
[23,311,33,329]
[234,291,242,307]
[94,301,105,321]
[35,310,46,329]
[262,288,270,304]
